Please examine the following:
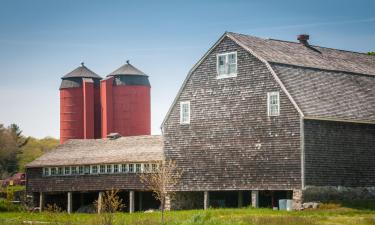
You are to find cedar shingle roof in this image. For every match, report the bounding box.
[228,32,375,76]
[272,64,375,122]
[26,135,163,168]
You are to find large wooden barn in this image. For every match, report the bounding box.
[26,32,375,212]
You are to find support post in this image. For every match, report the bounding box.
[292,189,303,210]
[204,191,209,210]
[97,192,103,214]
[39,192,44,212]
[67,192,72,214]
[129,191,135,213]
[238,191,243,208]
[251,190,259,208]
[138,192,142,211]
[164,194,171,211]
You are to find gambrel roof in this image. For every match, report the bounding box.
[26,135,163,168]
[162,32,375,126]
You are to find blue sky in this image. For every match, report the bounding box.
[0,0,374,138]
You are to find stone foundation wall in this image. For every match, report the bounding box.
[303,186,375,202]
[170,191,204,210]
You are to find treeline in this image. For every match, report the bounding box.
[0,123,59,179]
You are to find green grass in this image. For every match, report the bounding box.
[0,206,375,225]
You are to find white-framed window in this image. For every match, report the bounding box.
[217,52,237,78]
[143,164,150,173]
[129,164,134,173]
[113,164,119,173]
[121,164,128,173]
[267,92,280,116]
[43,168,50,176]
[64,167,70,175]
[151,163,158,172]
[106,164,113,173]
[91,165,98,174]
[100,165,106,174]
[78,166,84,174]
[71,166,78,175]
[180,101,190,124]
[51,167,57,176]
[135,164,142,173]
[84,165,90,174]
[57,167,63,176]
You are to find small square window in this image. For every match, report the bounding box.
[100,165,106,173]
[43,168,50,176]
[78,166,84,174]
[180,101,190,124]
[57,167,63,175]
[143,164,150,173]
[135,164,142,173]
[106,164,113,173]
[91,165,98,174]
[64,167,70,175]
[84,165,90,174]
[114,164,119,173]
[71,166,78,175]
[121,164,128,173]
[129,164,134,173]
[151,164,158,172]
[267,92,280,116]
[51,167,57,176]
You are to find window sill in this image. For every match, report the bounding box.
[216,74,237,79]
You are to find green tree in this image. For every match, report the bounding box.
[0,124,18,178]
[368,52,375,55]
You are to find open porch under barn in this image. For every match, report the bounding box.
[34,190,160,213]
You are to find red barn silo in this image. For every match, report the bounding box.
[60,63,102,144]
[101,61,151,138]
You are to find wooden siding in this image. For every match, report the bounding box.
[304,119,375,187]
[163,37,302,191]
[26,168,147,193]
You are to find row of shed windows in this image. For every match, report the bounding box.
[43,163,159,177]
[180,92,280,124]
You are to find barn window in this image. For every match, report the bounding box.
[113,164,119,173]
[129,164,134,173]
[43,168,50,176]
[143,164,150,173]
[135,164,142,173]
[151,163,158,172]
[91,165,98,174]
[51,167,57,175]
[217,52,237,78]
[100,165,106,173]
[106,164,113,173]
[180,101,190,124]
[84,165,90,174]
[121,164,128,173]
[64,167,70,175]
[71,166,78,175]
[267,92,280,116]
[78,166,84,174]
[57,167,63,175]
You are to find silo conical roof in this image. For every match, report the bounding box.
[107,61,147,77]
[62,63,101,79]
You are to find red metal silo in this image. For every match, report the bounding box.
[101,61,151,138]
[60,63,102,144]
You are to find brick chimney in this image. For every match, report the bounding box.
[297,34,309,45]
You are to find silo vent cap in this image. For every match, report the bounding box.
[107,133,122,140]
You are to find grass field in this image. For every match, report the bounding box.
[0,204,375,225]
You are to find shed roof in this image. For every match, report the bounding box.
[62,63,102,79]
[26,135,164,168]
[108,61,147,77]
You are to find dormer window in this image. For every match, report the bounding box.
[217,52,237,78]
[267,92,280,116]
[180,101,190,124]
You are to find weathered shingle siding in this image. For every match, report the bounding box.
[26,168,146,193]
[304,119,375,187]
[163,37,302,191]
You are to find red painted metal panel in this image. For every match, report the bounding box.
[60,87,84,144]
[83,80,94,139]
[94,87,101,139]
